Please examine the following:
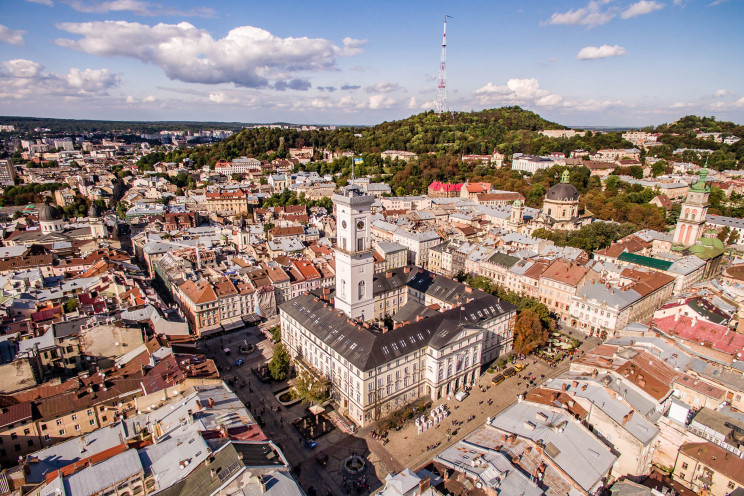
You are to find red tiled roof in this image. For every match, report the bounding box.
[654,315,744,356]
[428,181,462,192]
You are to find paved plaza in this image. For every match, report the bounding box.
[200,323,600,495]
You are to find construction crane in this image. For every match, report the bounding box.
[436,14,452,114]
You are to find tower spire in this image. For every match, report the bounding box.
[436,15,452,114]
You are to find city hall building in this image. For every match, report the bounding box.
[279,185,516,426]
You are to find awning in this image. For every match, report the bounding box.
[242,313,262,324]
[222,320,245,332]
[309,405,325,415]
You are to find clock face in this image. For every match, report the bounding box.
[342,220,347,229]
[357,220,365,230]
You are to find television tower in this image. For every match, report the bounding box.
[435,14,452,114]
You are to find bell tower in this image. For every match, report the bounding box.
[673,167,709,246]
[332,185,374,321]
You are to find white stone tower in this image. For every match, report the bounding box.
[673,167,710,246]
[333,185,375,321]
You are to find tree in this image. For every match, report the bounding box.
[728,230,740,245]
[63,298,78,313]
[717,226,731,243]
[291,369,329,405]
[513,309,548,354]
[270,325,281,343]
[269,343,291,380]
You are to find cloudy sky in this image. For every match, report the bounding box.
[0,0,742,126]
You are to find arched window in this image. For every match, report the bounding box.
[547,208,552,216]
[358,281,366,299]
[340,279,346,295]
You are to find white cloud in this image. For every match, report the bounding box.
[2,59,44,78]
[0,58,119,100]
[0,25,26,46]
[736,97,744,108]
[341,37,368,56]
[577,44,627,60]
[473,78,625,112]
[620,0,664,19]
[670,102,694,108]
[543,1,615,28]
[365,81,400,94]
[709,0,729,5]
[55,21,364,89]
[26,0,54,6]
[406,97,417,109]
[142,95,156,102]
[713,89,730,97]
[125,95,136,104]
[367,94,396,110]
[63,0,215,17]
[474,78,564,107]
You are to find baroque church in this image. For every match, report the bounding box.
[508,170,594,234]
[279,185,516,426]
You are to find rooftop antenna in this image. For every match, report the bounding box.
[436,14,453,114]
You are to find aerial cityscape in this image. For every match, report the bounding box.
[0,1,743,496]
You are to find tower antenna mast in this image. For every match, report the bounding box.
[436,14,452,114]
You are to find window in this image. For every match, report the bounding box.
[74,425,80,431]
[358,281,366,299]
[13,444,20,452]
[27,440,33,447]
[71,414,77,421]
[59,430,65,436]
[728,482,736,490]
[87,409,93,416]
[23,428,30,435]
[56,419,63,426]
[43,435,50,441]
[90,419,96,426]
[10,433,16,440]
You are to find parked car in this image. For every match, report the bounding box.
[455,390,469,402]
[503,367,517,378]
[514,363,526,372]
[492,374,506,385]
[305,440,318,449]
[235,359,244,367]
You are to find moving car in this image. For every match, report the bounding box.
[514,363,526,372]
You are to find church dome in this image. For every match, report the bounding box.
[38,203,61,222]
[545,182,579,202]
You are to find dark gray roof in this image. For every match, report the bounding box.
[392,300,439,324]
[51,316,90,338]
[38,203,61,221]
[281,281,516,371]
[546,182,579,202]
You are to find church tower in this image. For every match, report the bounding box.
[509,199,525,231]
[673,167,710,246]
[333,185,375,322]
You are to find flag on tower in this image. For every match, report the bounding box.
[353,158,363,166]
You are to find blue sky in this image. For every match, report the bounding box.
[0,0,742,126]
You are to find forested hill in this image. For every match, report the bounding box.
[166,107,636,167]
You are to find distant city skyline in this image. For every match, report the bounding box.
[0,0,742,127]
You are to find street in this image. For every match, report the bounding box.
[199,321,600,495]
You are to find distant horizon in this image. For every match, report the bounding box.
[2,110,740,133]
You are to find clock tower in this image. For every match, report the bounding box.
[333,185,375,321]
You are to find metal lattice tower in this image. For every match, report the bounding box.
[435,15,451,114]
